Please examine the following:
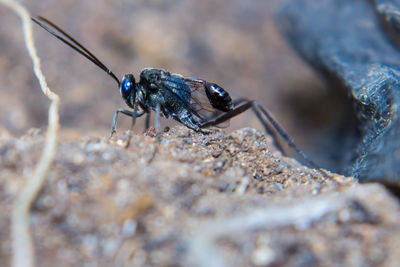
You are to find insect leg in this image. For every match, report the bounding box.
[232,98,286,152]
[148,103,162,163]
[251,101,322,170]
[144,113,151,131]
[200,100,253,128]
[155,103,161,133]
[126,104,140,148]
[111,108,145,137]
[200,99,321,171]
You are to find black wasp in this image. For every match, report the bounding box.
[32,16,322,171]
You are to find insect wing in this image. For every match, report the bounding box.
[183,78,233,127]
[183,78,217,113]
[158,75,192,106]
[159,75,231,127]
[159,75,213,115]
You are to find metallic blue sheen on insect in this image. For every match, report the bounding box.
[118,68,233,131]
[31,16,325,172]
[122,79,132,96]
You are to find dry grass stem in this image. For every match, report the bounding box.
[0,1,60,267]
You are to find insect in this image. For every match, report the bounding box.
[32,16,323,171]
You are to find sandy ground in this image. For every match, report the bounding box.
[1,126,400,266]
[1,1,400,266]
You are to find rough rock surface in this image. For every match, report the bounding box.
[277,0,400,185]
[1,127,400,266]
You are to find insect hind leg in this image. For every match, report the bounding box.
[200,100,253,128]
[231,98,286,152]
[200,99,322,171]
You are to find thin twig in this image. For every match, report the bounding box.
[0,1,60,267]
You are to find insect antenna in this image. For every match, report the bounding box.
[31,16,120,86]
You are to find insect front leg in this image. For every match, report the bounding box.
[126,104,141,148]
[111,108,145,137]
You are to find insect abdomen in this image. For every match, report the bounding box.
[205,83,233,112]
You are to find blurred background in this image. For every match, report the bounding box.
[0,0,346,169]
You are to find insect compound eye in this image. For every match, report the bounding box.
[122,79,132,95]
[120,74,136,99]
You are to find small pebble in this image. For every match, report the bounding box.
[251,246,275,266]
[122,220,137,238]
